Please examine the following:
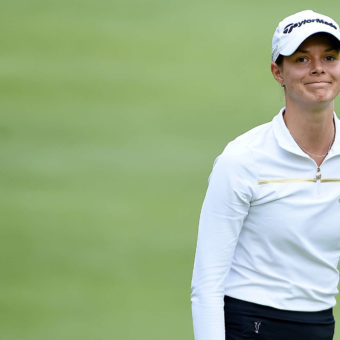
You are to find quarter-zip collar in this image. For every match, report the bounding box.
[272,107,340,158]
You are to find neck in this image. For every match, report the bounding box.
[284,102,335,166]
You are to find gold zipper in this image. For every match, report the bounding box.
[316,167,322,182]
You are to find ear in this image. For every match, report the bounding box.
[271,61,284,86]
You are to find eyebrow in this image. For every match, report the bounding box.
[296,48,339,53]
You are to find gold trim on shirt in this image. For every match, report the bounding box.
[258,178,316,185]
[257,178,340,185]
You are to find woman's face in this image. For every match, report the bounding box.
[272,34,340,108]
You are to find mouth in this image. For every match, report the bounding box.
[304,81,331,85]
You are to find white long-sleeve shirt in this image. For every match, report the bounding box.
[191,108,340,340]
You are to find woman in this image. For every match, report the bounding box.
[191,10,340,340]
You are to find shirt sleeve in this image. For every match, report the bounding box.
[191,148,253,340]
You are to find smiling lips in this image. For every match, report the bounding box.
[305,80,331,85]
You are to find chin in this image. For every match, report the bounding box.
[307,91,336,103]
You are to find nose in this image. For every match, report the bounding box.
[311,59,324,75]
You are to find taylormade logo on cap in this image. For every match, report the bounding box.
[283,19,337,34]
[271,10,340,62]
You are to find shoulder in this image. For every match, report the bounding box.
[219,121,274,163]
[209,121,274,186]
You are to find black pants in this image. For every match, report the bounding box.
[224,296,335,340]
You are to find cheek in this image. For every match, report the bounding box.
[283,72,303,88]
[331,64,340,80]
[332,69,340,92]
[335,70,340,83]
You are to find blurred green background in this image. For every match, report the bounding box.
[1,0,340,339]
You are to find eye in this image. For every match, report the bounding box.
[296,56,308,63]
[325,55,335,61]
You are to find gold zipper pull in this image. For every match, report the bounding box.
[316,167,322,182]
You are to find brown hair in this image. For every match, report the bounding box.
[275,55,284,66]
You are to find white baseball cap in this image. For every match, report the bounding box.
[272,10,340,62]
